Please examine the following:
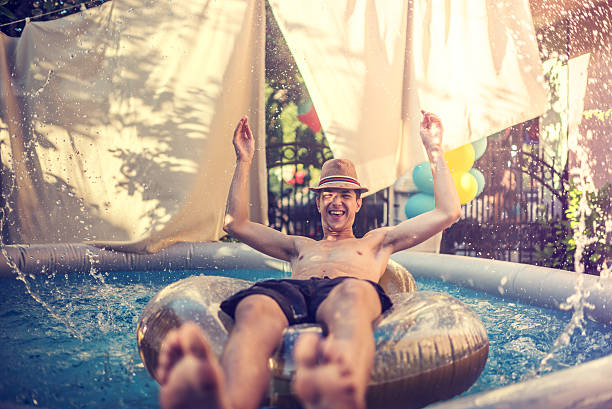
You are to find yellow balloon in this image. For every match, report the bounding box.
[444,144,475,174]
[452,172,478,204]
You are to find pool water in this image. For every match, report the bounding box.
[1,269,611,408]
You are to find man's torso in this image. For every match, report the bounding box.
[289,229,392,282]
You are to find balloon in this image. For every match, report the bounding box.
[412,162,434,194]
[297,101,322,133]
[444,144,475,174]
[297,100,312,115]
[468,168,486,197]
[404,193,435,219]
[452,172,478,204]
[471,137,488,160]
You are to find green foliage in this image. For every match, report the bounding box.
[264,1,332,203]
[533,218,574,271]
[534,183,611,274]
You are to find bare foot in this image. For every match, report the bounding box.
[157,322,232,409]
[292,333,366,409]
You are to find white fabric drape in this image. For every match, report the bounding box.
[0,0,267,250]
[269,0,548,194]
[1,0,548,248]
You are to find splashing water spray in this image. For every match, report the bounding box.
[534,124,610,376]
[0,169,85,339]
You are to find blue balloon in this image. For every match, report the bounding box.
[471,137,488,160]
[412,162,434,194]
[468,168,486,197]
[404,193,435,219]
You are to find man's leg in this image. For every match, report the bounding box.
[157,294,289,409]
[292,279,382,409]
[221,294,289,409]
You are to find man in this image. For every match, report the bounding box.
[156,112,461,409]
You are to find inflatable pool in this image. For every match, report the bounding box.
[1,242,612,408]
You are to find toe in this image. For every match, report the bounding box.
[294,332,323,368]
[157,328,183,384]
[320,339,351,375]
[179,322,211,360]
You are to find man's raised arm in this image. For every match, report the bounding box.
[223,117,298,261]
[380,111,462,253]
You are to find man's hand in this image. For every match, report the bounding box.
[233,116,255,163]
[419,110,443,149]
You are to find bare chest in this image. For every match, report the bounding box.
[290,238,387,281]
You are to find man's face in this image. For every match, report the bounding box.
[316,188,362,232]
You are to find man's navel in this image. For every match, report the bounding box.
[357,251,363,256]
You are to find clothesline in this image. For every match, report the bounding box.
[0,2,89,28]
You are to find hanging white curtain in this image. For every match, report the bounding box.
[0,0,549,249]
[269,0,548,194]
[0,0,267,251]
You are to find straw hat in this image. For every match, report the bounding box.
[309,159,368,193]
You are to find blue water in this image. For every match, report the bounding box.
[1,269,611,408]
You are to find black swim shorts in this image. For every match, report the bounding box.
[219,276,393,325]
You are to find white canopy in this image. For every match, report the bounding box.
[270,0,547,194]
[0,0,547,249]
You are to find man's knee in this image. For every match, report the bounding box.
[234,294,288,332]
[334,279,377,302]
[319,279,380,318]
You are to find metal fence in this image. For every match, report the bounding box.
[440,123,569,265]
[265,120,569,265]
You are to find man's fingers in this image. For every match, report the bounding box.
[242,117,249,138]
[421,112,431,128]
[421,111,442,130]
[245,122,253,140]
[233,117,245,138]
[241,116,254,140]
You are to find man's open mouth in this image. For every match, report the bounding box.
[329,210,345,216]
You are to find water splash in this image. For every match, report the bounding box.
[0,163,86,339]
[530,82,611,378]
[0,247,85,340]
[533,273,595,375]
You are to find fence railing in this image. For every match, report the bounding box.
[441,137,569,265]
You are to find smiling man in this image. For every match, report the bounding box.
[156,112,462,409]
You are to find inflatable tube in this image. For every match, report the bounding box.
[137,273,489,409]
